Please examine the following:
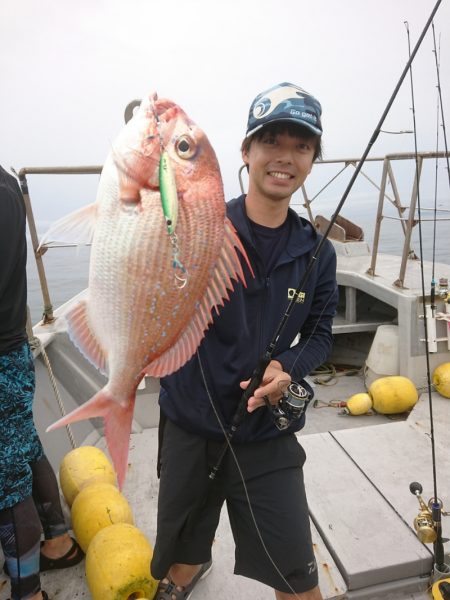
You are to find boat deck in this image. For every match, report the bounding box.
[1,250,449,599]
[1,376,448,600]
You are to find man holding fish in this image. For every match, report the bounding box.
[42,81,337,600]
[151,83,338,600]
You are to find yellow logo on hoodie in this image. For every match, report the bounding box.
[288,289,305,303]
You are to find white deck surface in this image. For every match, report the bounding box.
[2,385,449,599]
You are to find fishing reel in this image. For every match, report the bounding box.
[268,381,312,430]
[410,482,449,544]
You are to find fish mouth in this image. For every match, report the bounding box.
[115,94,186,206]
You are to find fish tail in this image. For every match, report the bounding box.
[46,388,135,489]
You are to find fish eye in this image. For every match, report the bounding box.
[175,135,196,159]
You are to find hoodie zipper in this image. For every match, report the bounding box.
[257,275,271,357]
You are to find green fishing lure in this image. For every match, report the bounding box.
[159,149,178,236]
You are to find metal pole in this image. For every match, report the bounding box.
[18,173,55,323]
[367,157,389,277]
[394,156,423,288]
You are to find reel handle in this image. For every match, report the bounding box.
[410,481,438,544]
[410,481,423,496]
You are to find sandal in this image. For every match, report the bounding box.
[4,590,48,600]
[40,537,84,571]
[3,537,84,576]
[154,559,212,600]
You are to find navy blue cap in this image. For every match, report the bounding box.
[246,82,322,138]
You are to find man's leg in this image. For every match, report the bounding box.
[166,563,203,586]
[226,435,319,596]
[151,421,222,588]
[275,585,323,600]
[0,497,42,599]
[31,454,79,560]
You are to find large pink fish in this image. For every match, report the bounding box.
[42,92,251,487]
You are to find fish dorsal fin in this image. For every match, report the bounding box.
[144,218,253,377]
[66,299,108,375]
[38,203,97,250]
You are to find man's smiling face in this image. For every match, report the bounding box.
[242,125,317,204]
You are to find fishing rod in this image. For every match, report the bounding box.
[430,29,440,317]
[181,0,444,538]
[208,0,443,477]
[404,18,446,574]
[430,23,450,316]
[406,19,450,582]
[431,23,450,189]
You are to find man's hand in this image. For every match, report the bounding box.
[240,360,291,413]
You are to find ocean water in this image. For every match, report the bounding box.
[26,198,449,326]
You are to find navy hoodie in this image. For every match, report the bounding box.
[159,194,338,442]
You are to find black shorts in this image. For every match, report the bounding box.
[151,419,318,594]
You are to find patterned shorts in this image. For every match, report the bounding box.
[0,343,44,511]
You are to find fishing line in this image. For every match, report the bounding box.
[181,0,444,583]
[288,286,338,378]
[196,349,307,600]
[405,16,439,505]
[430,29,440,313]
[431,23,450,189]
[405,20,446,572]
[195,0,444,489]
[193,286,341,595]
[237,0,442,436]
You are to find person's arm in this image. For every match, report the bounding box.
[243,243,338,411]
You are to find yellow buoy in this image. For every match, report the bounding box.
[59,446,117,507]
[432,362,450,398]
[86,523,158,600]
[71,482,134,552]
[369,376,418,414]
[431,577,450,600]
[345,393,373,415]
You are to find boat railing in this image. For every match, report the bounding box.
[16,166,102,324]
[17,151,450,325]
[240,150,449,288]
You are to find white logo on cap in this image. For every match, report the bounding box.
[290,108,317,123]
[253,85,306,120]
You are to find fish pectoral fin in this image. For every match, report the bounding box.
[66,299,107,375]
[46,388,135,489]
[38,203,97,250]
[143,218,253,378]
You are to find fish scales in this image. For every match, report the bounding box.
[41,92,252,486]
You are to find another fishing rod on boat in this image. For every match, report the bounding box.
[428,23,450,318]
[403,19,450,584]
[181,0,444,539]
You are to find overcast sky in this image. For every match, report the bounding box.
[1,0,449,224]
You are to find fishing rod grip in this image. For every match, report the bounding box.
[432,501,446,570]
[231,353,272,431]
